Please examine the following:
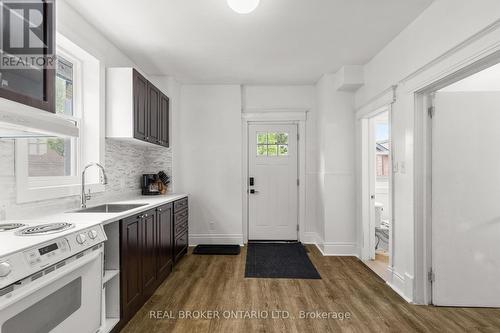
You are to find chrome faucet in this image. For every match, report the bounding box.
[81,162,108,208]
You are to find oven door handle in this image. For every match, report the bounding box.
[0,249,102,311]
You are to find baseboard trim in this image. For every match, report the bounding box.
[387,268,413,303]
[301,232,319,244]
[301,233,358,257]
[322,242,358,257]
[189,234,244,246]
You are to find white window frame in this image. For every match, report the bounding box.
[15,36,104,203]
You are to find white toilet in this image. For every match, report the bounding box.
[374,202,389,251]
[374,202,384,227]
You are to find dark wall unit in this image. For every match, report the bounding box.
[132,70,148,141]
[0,1,55,112]
[159,93,170,147]
[132,69,169,147]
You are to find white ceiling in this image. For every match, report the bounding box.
[66,0,433,84]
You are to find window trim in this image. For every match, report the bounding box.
[15,36,104,203]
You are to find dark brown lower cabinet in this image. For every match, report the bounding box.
[173,197,189,263]
[120,215,144,321]
[141,210,157,299]
[156,203,174,281]
[118,198,187,331]
[174,231,188,263]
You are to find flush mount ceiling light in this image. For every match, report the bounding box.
[227,0,260,14]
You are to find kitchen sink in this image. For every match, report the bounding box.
[74,203,148,213]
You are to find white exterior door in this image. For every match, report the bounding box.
[432,91,500,307]
[248,124,298,240]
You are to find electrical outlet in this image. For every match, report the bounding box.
[400,161,406,174]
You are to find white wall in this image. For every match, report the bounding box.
[58,0,135,69]
[175,85,319,245]
[177,85,243,245]
[356,0,500,108]
[354,0,500,302]
[316,74,357,255]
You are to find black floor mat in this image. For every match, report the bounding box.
[193,244,241,255]
[245,242,321,279]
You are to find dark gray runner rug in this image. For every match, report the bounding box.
[245,242,321,279]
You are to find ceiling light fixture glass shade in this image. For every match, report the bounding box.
[226,0,260,14]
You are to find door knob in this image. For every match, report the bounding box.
[250,189,259,194]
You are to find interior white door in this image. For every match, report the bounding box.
[248,124,298,240]
[432,91,500,307]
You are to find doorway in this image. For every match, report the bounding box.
[362,108,392,281]
[427,62,500,307]
[247,123,299,240]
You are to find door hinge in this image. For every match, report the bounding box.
[297,179,300,186]
[428,106,435,119]
[297,133,299,141]
[297,225,299,231]
[428,269,435,283]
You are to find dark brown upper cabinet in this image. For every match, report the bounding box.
[132,70,148,140]
[107,67,170,148]
[147,83,161,144]
[159,93,170,147]
[0,0,55,112]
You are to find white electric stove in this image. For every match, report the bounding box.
[0,220,107,333]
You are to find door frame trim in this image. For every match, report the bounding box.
[411,23,500,304]
[241,110,308,244]
[359,105,394,269]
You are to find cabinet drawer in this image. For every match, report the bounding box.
[175,219,188,235]
[174,209,188,225]
[174,231,188,263]
[174,197,188,213]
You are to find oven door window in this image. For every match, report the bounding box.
[2,277,82,333]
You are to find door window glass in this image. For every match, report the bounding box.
[256,132,289,156]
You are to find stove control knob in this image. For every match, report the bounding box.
[76,234,87,244]
[0,262,11,277]
[88,230,98,240]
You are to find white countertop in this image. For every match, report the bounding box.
[57,193,188,226]
[0,193,188,257]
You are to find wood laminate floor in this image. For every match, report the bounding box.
[121,245,500,333]
[364,252,390,281]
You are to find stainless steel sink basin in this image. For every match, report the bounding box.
[74,203,148,213]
